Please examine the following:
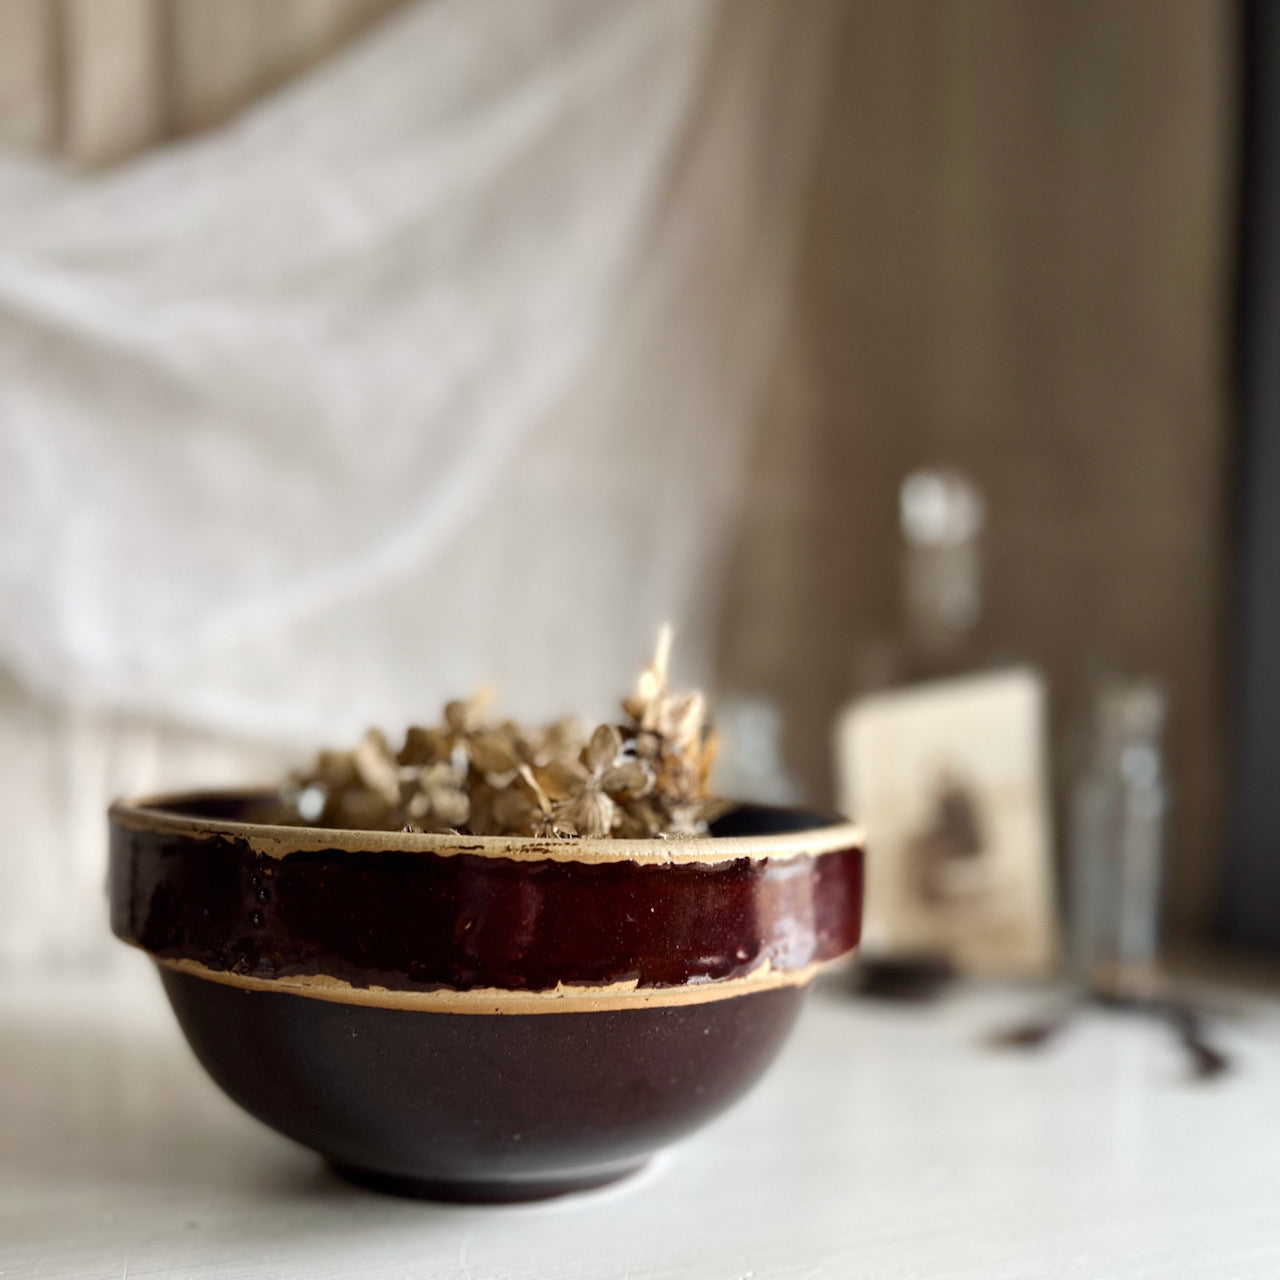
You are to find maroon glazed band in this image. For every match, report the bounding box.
[109,793,864,998]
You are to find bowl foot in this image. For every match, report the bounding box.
[331,1159,649,1203]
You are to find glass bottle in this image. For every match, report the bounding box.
[1067,679,1168,1000]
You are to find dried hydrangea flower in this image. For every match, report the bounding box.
[617,626,719,838]
[535,717,589,767]
[468,730,521,780]
[542,723,656,837]
[399,689,493,769]
[555,788,616,838]
[284,628,723,840]
[615,797,663,839]
[490,765,563,838]
[405,761,470,830]
[397,725,452,768]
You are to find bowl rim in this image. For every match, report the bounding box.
[109,788,864,866]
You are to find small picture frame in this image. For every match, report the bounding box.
[834,668,1058,975]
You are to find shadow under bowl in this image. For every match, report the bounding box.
[109,793,863,1202]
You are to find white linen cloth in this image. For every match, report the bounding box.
[0,0,837,965]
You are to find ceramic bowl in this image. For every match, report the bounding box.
[108,792,863,1202]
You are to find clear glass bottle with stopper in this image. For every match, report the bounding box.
[848,469,991,997]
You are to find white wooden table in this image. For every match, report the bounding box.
[5,950,1280,1280]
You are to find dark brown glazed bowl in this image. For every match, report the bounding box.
[109,792,863,1202]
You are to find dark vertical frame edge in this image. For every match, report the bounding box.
[1223,0,1280,950]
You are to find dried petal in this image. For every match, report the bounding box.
[353,729,401,805]
[600,760,652,797]
[622,669,664,728]
[444,689,491,736]
[489,764,553,835]
[465,782,502,836]
[695,795,734,826]
[399,725,450,766]
[418,761,462,789]
[584,723,622,774]
[469,731,520,776]
[556,790,616,839]
[664,803,712,837]
[695,725,719,790]
[617,797,663,838]
[535,759,590,802]
[332,787,396,830]
[651,623,673,680]
[491,786,536,832]
[314,749,356,788]
[430,787,470,829]
[663,693,705,748]
[533,717,588,768]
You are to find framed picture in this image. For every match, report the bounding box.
[834,668,1058,975]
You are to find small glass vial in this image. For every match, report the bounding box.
[1068,679,1168,1001]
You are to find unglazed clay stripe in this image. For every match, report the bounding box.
[110,795,863,866]
[157,955,847,1014]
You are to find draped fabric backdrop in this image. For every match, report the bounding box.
[0,0,840,967]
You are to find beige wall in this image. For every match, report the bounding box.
[718,0,1238,936]
[0,0,407,164]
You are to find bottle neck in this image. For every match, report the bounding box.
[900,538,983,677]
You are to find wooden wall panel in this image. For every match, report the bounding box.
[61,0,167,164]
[167,0,406,136]
[717,0,1238,936]
[0,0,408,165]
[0,0,59,152]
